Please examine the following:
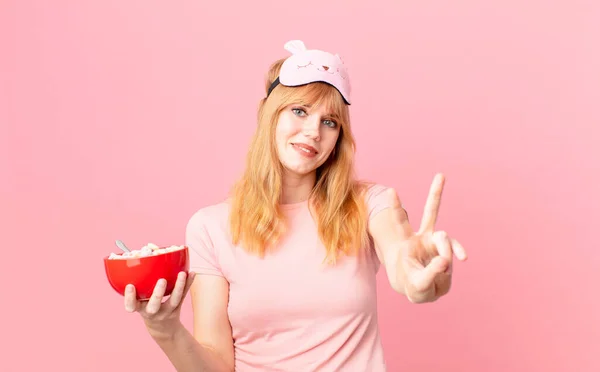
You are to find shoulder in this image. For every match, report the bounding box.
[356,181,396,220]
[356,181,392,202]
[185,200,233,275]
[362,182,391,198]
[186,199,232,234]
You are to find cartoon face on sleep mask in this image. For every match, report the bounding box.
[267,40,352,105]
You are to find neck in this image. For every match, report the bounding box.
[280,170,316,204]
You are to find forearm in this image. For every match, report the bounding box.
[384,246,407,295]
[151,322,233,372]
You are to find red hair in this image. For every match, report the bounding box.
[228,59,370,264]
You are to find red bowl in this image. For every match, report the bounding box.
[103,246,190,300]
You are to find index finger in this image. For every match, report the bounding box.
[124,284,140,313]
[168,271,196,309]
[418,173,445,234]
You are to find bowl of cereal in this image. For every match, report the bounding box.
[103,242,190,300]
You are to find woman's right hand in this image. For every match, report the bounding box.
[124,271,196,340]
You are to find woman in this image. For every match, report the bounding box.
[124,40,468,371]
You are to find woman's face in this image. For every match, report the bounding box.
[275,103,341,177]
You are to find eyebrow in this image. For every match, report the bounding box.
[298,104,337,118]
[326,113,341,122]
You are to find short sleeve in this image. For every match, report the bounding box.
[365,183,402,221]
[185,210,224,277]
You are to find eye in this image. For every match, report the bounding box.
[322,119,337,128]
[292,108,307,117]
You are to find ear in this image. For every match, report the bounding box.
[335,53,344,63]
[284,40,307,54]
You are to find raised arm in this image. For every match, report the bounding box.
[368,174,468,303]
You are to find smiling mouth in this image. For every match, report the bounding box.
[317,68,335,74]
[291,143,318,155]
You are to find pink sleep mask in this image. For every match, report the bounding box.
[267,40,351,105]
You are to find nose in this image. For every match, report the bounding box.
[302,116,321,141]
[322,65,329,71]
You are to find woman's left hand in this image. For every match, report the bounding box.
[393,174,468,303]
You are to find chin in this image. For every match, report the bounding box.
[284,165,316,176]
[281,160,319,176]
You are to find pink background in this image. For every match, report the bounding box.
[1,1,598,371]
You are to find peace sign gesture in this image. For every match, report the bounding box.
[369,173,468,303]
[396,173,468,302]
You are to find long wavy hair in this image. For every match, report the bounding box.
[228,58,370,264]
